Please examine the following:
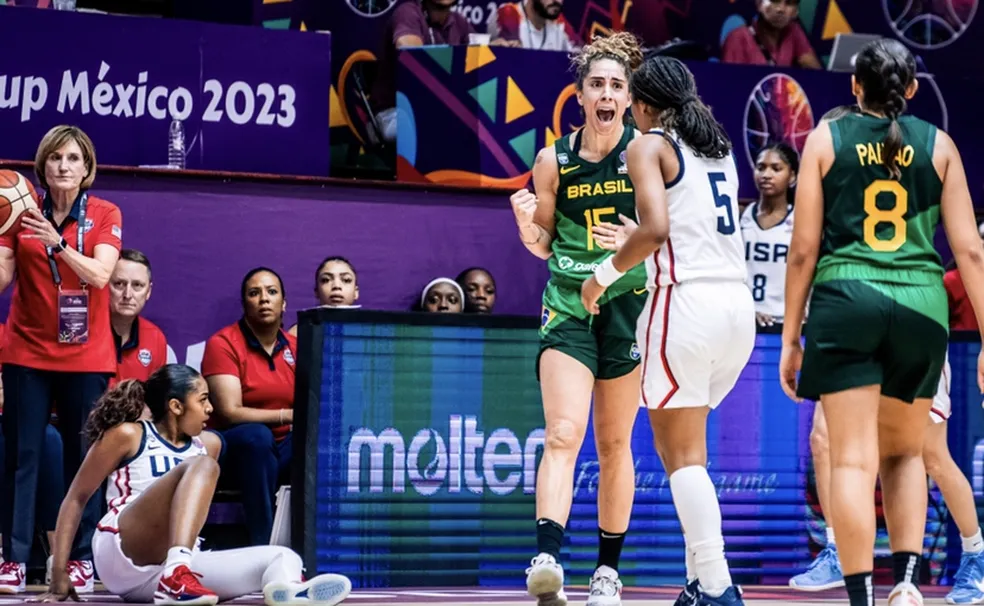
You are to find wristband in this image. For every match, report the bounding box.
[594,256,625,288]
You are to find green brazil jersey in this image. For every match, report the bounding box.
[816,113,943,286]
[545,127,647,312]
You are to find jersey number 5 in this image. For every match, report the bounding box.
[708,173,735,235]
[863,180,908,252]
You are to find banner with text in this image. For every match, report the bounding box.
[395,46,972,201]
[0,7,332,176]
[0,170,548,369]
[305,315,953,587]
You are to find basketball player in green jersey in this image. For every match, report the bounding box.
[509,32,646,606]
[780,40,984,606]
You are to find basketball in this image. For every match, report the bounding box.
[0,170,40,236]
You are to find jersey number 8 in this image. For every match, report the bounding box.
[863,180,908,252]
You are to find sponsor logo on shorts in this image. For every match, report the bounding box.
[540,307,555,330]
[633,288,648,295]
[630,343,641,361]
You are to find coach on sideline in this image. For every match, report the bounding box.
[0,125,122,589]
[109,249,168,386]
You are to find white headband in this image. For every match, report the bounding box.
[420,277,465,308]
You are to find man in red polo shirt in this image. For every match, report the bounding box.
[108,249,167,386]
[721,0,821,69]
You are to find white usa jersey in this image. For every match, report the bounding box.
[645,129,747,289]
[104,420,209,513]
[740,203,794,318]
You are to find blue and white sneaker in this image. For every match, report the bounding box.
[696,585,744,605]
[946,551,984,604]
[673,579,700,606]
[789,545,845,591]
[262,573,352,606]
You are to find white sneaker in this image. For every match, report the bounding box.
[526,553,567,606]
[0,562,25,594]
[888,582,924,606]
[586,565,622,606]
[46,557,96,594]
[263,573,352,606]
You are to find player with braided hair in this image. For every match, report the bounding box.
[508,32,645,606]
[582,54,751,606]
[781,39,984,606]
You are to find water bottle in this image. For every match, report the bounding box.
[168,119,186,169]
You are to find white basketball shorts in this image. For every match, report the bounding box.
[636,281,756,410]
[92,507,201,600]
[930,353,951,424]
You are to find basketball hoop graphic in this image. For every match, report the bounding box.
[346,0,399,18]
[883,0,977,50]
[742,73,815,173]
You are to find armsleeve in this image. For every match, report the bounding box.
[200,334,241,377]
[720,28,747,64]
[96,204,123,250]
[491,4,522,41]
[393,2,426,41]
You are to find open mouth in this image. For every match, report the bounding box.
[597,109,616,124]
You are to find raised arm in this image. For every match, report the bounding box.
[511,146,560,260]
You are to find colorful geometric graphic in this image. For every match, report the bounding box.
[505,77,534,124]
[743,73,816,172]
[883,0,978,49]
[821,0,852,38]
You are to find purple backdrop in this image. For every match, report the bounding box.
[0,7,332,176]
[0,171,548,369]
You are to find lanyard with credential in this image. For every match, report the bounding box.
[46,192,88,289]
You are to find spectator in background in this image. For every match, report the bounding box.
[109,249,167,386]
[372,0,475,142]
[456,267,496,314]
[201,267,295,546]
[287,257,361,337]
[488,0,580,51]
[944,221,984,331]
[419,278,464,313]
[721,0,821,69]
[740,142,799,327]
[0,125,122,593]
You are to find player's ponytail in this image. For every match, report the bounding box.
[82,364,204,443]
[630,56,731,159]
[84,379,146,443]
[854,39,916,180]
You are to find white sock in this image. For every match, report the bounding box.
[684,534,697,583]
[261,549,304,587]
[826,526,836,548]
[962,529,984,555]
[670,466,732,598]
[163,546,194,577]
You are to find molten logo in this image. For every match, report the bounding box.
[347,415,545,496]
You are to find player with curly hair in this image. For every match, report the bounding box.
[508,32,646,606]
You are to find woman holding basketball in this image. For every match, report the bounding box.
[509,32,646,606]
[40,364,351,605]
[0,125,122,594]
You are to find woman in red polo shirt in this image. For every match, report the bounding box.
[0,125,121,592]
[201,267,295,547]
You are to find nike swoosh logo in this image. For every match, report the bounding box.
[559,165,580,175]
[634,288,647,295]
